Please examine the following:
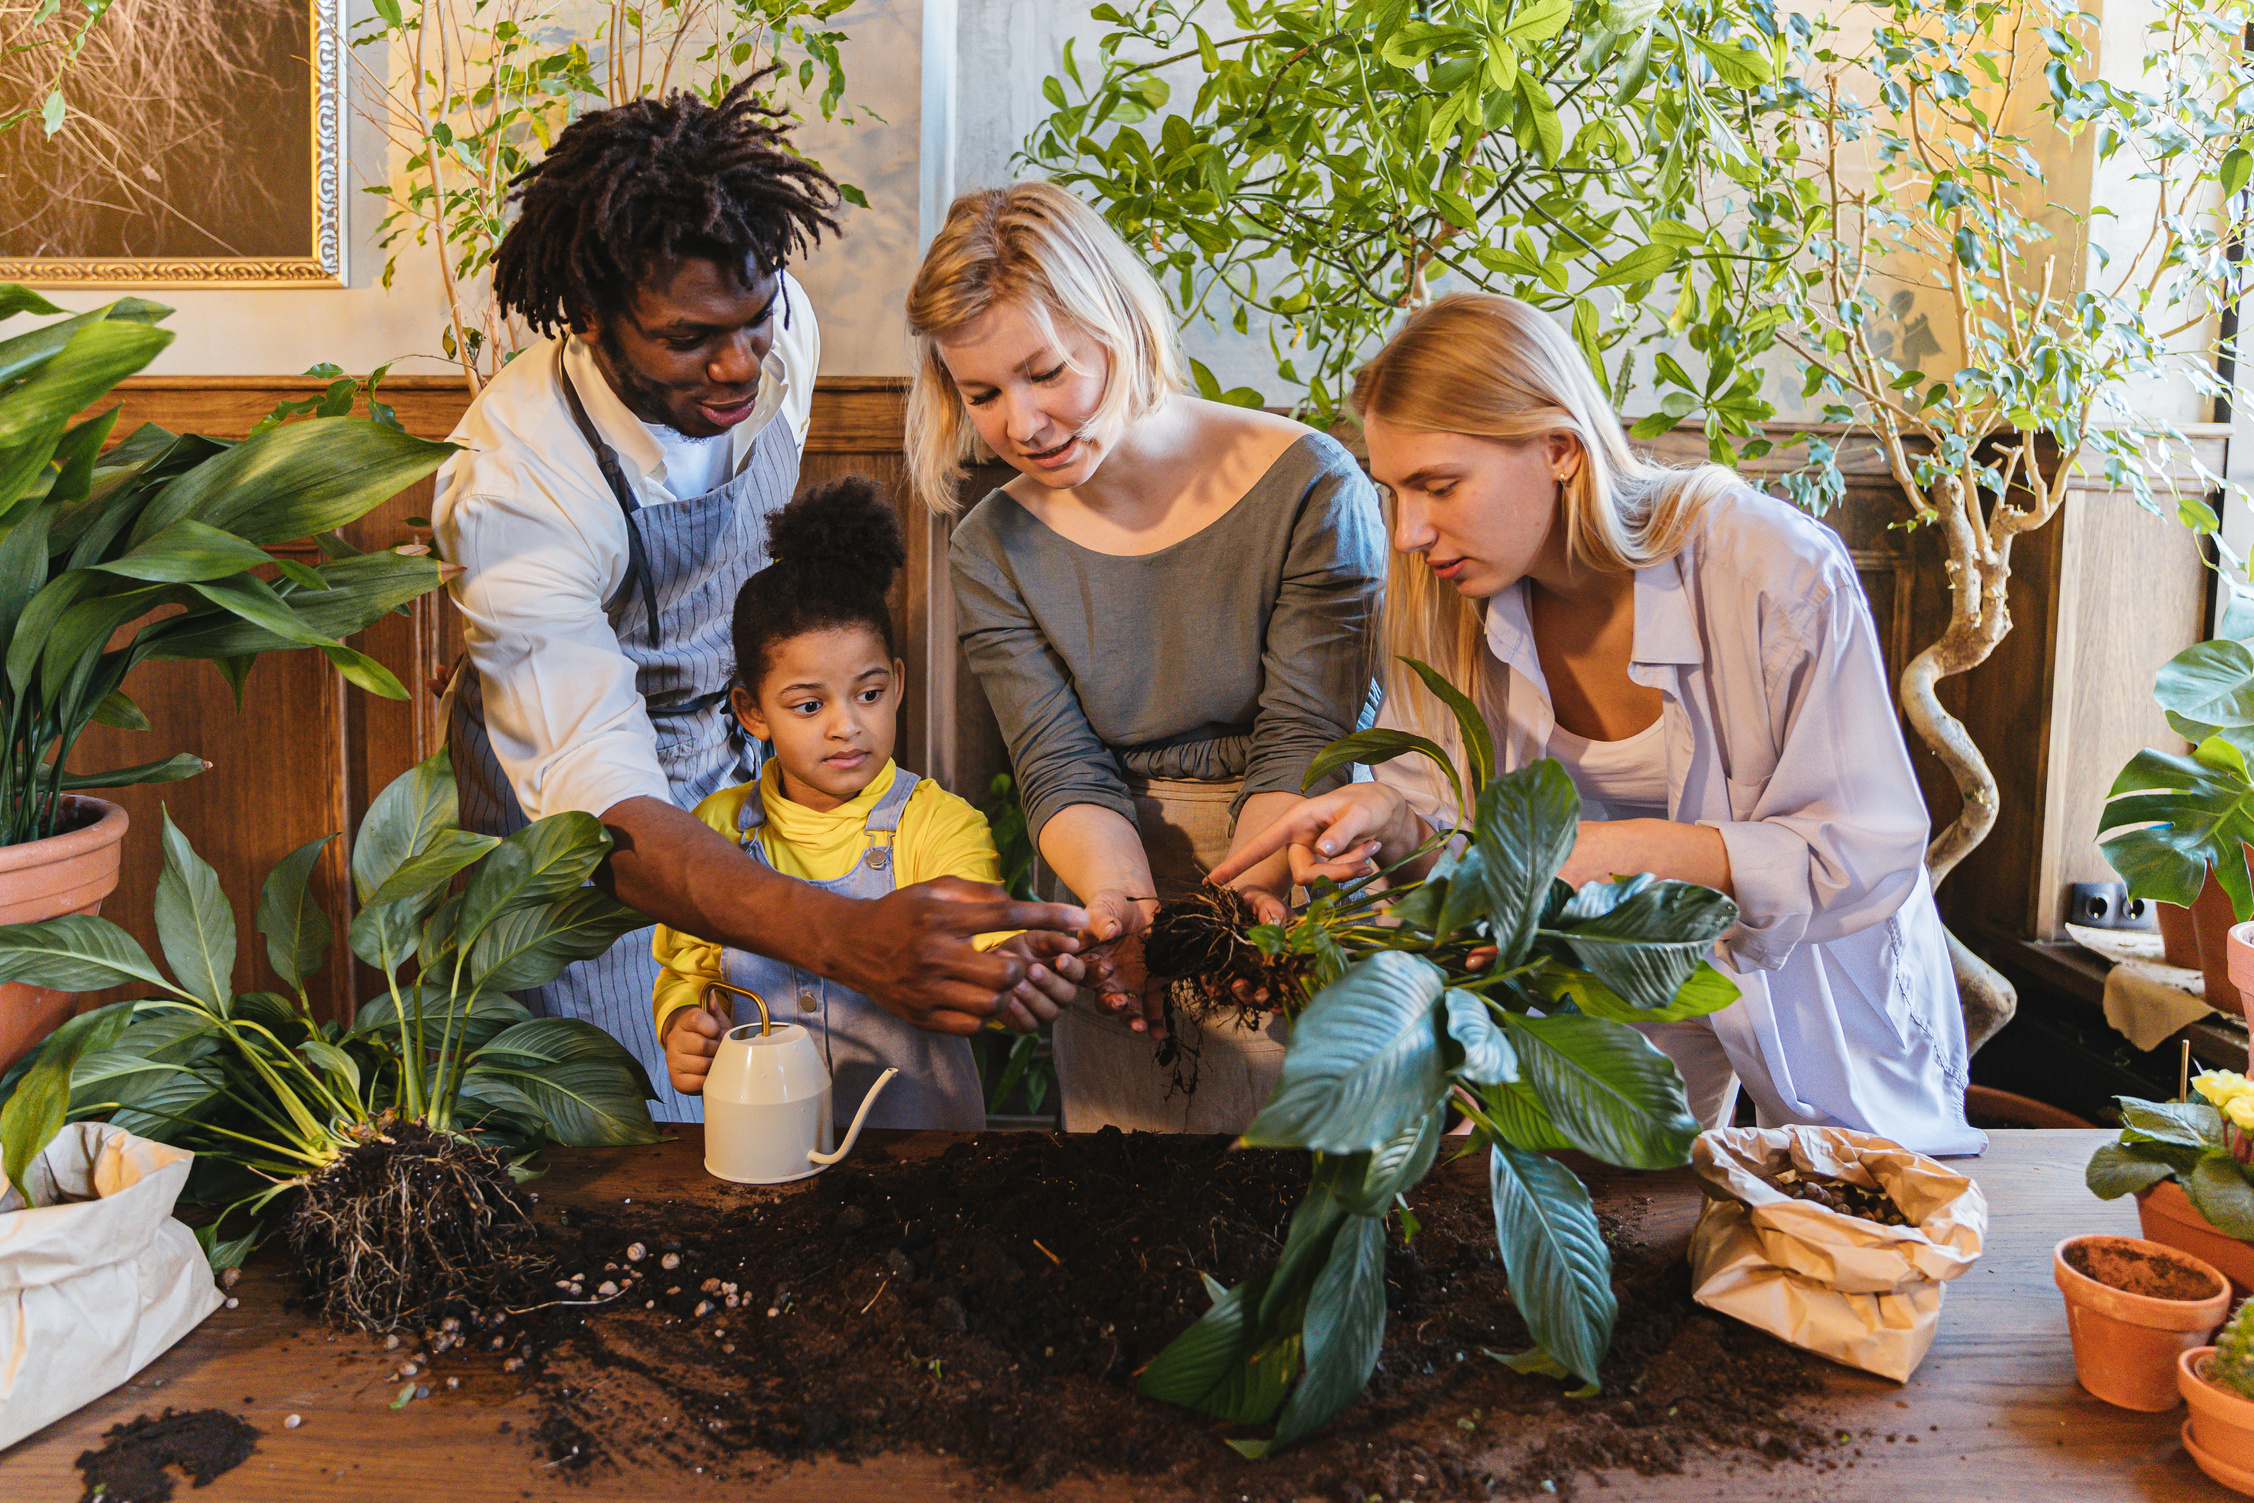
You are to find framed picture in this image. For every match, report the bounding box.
[0,0,344,287]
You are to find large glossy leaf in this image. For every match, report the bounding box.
[1444,988,1517,1083]
[1256,1213,1389,1455]
[140,549,441,660]
[2085,1143,2177,1201]
[53,753,208,792]
[351,749,462,904]
[2187,1154,2254,1240]
[1,1003,134,1201]
[258,834,336,990]
[1137,1272,1292,1424]
[347,896,424,972]
[1501,1012,1698,1169]
[0,317,172,448]
[1489,1144,1616,1386]
[468,889,648,993]
[2098,735,2254,918]
[1481,1078,1576,1151]
[454,812,612,942]
[1334,1110,1445,1214]
[130,415,450,547]
[1537,960,1741,1025]
[0,913,174,994]
[1538,874,1738,1011]
[349,985,533,1058]
[466,1018,659,1143]
[1242,951,1451,1153]
[2156,639,2254,743]
[1301,727,1464,817]
[91,518,273,583]
[1398,656,1495,797]
[363,828,500,910]
[2118,1096,2224,1150]
[1471,760,1581,966]
[154,808,236,1011]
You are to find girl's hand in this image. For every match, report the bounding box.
[1207,783,1416,891]
[661,994,729,1094]
[1079,888,1166,1037]
[989,931,1086,1030]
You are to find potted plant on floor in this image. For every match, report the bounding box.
[1134,665,1741,1454]
[0,748,660,1327]
[2087,1077,2254,1294]
[0,286,453,1069]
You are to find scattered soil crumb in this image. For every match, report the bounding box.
[74,1409,259,1503]
[400,1131,1834,1500]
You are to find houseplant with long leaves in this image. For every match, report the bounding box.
[1136,661,1741,1455]
[0,749,658,1331]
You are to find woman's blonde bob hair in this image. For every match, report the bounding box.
[904,182,1184,515]
[1353,292,1740,751]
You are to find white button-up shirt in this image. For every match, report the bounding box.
[1379,486,1984,1156]
[432,274,819,823]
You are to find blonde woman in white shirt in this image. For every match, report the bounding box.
[1213,292,1983,1157]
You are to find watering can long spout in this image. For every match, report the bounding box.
[808,1068,898,1167]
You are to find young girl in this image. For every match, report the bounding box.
[654,476,1082,1131]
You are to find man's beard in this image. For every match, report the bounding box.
[591,321,695,432]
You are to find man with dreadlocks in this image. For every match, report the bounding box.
[433,76,1088,1121]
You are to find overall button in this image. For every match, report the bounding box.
[863,847,890,870]
[796,990,819,1013]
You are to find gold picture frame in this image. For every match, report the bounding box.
[0,0,346,288]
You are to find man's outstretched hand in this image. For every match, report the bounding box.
[835,876,1090,1036]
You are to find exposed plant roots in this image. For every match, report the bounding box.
[1141,887,1310,1100]
[286,1119,545,1333]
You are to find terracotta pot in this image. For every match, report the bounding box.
[2194,846,2254,1016]
[2054,1234,2230,1410]
[2160,901,2202,969]
[2140,1179,2254,1298]
[0,797,127,1072]
[2181,1347,2254,1494]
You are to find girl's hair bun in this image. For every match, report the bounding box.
[765,474,907,590]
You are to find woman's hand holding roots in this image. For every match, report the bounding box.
[1080,888,1166,1037]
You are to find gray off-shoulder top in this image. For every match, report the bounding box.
[949,431,1385,840]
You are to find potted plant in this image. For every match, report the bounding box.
[2052,1231,2228,1411]
[0,748,660,1329]
[0,286,453,1070]
[2100,638,2254,1013]
[2087,1079,2254,1295]
[2182,1296,2254,1491]
[1133,664,1741,1455]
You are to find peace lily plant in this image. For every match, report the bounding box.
[1138,663,1740,1454]
[0,751,658,1331]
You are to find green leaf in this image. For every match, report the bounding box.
[468,888,647,993]
[1489,1144,1616,1386]
[1502,1012,1698,1169]
[90,689,149,731]
[2154,639,2254,743]
[1501,0,1572,42]
[1262,1213,1388,1452]
[2097,736,2254,920]
[2086,1142,2176,1201]
[0,1003,133,1202]
[1482,1077,1576,1151]
[1335,1110,1446,1214]
[51,753,207,792]
[347,897,423,971]
[1538,874,1738,1011]
[1471,761,1581,966]
[466,1019,659,1143]
[1397,657,1493,797]
[1138,1272,1291,1424]
[2186,1155,2254,1240]
[153,808,236,1010]
[1242,952,1452,1153]
[1444,988,1517,1083]
[142,549,440,661]
[364,827,499,909]
[1302,727,1464,816]
[1540,960,1739,1024]
[1588,244,1675,289]
[0,285,65,321]
[2118,1096,2225,1150]
[257,834,335,990]
[298,1036,362,1103]
[1691,34,1773,86]
[352,749,464,904]
[131,416,451,548]
[0,914,173,994]
[91,518,274,583]
[0,317,172,450]
[454,811,610,943]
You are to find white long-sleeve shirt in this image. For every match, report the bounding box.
[432,276,819,822]
[1379,485,1984,1157]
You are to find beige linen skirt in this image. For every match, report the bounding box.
[1041,776,1290,1134]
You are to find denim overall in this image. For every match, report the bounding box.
[721,765,986,1135]
[450,349,796,1122]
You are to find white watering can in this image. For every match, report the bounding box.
[701,982,897,1185]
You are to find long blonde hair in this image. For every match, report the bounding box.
[1353,293,1741,748]
[903,182,1184,515]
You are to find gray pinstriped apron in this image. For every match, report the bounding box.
[449,361,798,1122]
[719,765,986,1135]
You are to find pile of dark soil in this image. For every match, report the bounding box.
[74,1408,260,1503]
[2065,1238,2223,1301]
[402,1131,1837,1500]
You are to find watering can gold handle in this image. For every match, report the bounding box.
[702,981,772,1036]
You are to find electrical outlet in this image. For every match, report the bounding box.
[2067,881,2155,932]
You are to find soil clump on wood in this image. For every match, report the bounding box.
[399,1131,1837,1499]
[74,1408,260,1503]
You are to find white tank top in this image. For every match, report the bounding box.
[1546,717,1670,820]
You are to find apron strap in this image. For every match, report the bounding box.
[558,355,664,650]
[858,766,919,872]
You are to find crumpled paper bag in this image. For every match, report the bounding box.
[1688,1125,1987,1382]
[0,1121,223,1448]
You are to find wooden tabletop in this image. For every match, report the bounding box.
[1,1129,2238,1501]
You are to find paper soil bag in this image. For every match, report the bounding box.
[0,1121,223,1448]
[1688,1125,1987,1382]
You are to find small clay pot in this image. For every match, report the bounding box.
[2159,901,2200,969]
[2180,1347,2254,1494]
[2054,1234,2230,1410]
[2142,1178,2254,1299]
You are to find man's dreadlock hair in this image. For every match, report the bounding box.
[494,69,840,335]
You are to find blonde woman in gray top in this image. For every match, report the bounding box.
[906,183,1385,1133]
